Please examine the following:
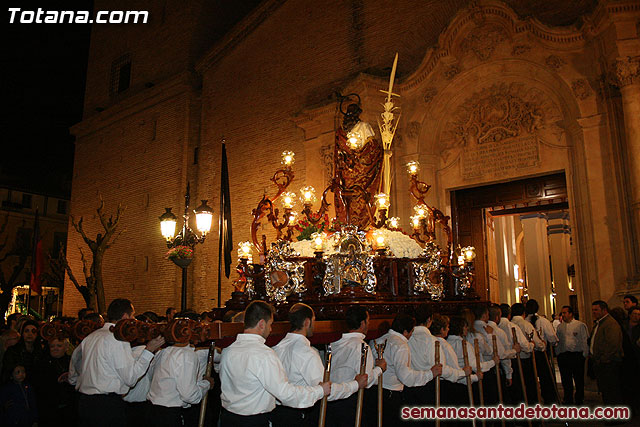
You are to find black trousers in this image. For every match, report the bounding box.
[534,350,557,404]
[403,379,436,406]
[219,407,272,427]
[78,393,127,427]
[148,404,182,427]
[271,403,318,427]
[381,388,404,427]
[326,387,377,427]
[557,351,585,405]
[594,361,623,405]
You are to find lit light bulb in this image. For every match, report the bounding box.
[299,186,316,205]
[374,193,390,210]
[238,241,252,260]
[312,232,325,251]
[386,217,400,229]
[346,131,363,149]
[414,204,428,218]
[410,215,421,229]
[281,192,296,209]
[281,151,295,167]
[406,161,420,175]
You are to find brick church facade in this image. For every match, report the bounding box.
[64,0,640,323]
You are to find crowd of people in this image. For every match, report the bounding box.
[0,294,638,427]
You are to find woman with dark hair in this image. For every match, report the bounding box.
[524,299,558,404]
[1,320,45,382]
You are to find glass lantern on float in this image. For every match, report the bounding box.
[281,151,295,167]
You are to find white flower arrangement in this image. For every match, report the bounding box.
[290,229,423,258]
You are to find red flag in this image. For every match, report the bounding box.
[30,210,43,295]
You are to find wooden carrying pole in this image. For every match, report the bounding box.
[318,345,332,427]
[374,340,387,427]
[529,335,543,405]
[461,339,477,427]
[542,342,561,402]
[473,339,486,427]
[355,343,368,427]
[197,342,216,427]
[511,328,528,405]
[492,335,506,427]
[435,340,441,427]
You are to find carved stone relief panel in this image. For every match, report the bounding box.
[439,82,563,179]
[444,65,460,80]
[545,55,566,70]
[512,45,531,56]
[423,88,438,104]
[608,56,640,87]
[462,26,507,61]
[571,79,593,100]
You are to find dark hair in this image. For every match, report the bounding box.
[20,319,39,336]
[561,305,573,314]
[77,308,94,320]
[629,306,640,314]
[499,304,511,318]
[244,301,275,329]
[609,307,626,327]
[473,305,489,320]
[7,313,21,326]
[511,303,525,317]
[391,313,415,335]
[429,314,450,336]
[592,300,608,311]
[414,304,433,326]
[624,295,638,304]
[289,303,314,331]
[525,299,539,326]
[84,313,104,324]
[107,299,134,322]
[488,305,501,323]
[449,316,467,336]
[345,306,368,330]
[166,307,176,316]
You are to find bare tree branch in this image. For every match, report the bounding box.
[78,247,90,281]
[104,228,126,249]
[71,215,95,249]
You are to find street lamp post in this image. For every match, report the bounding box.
[159,183,213,311]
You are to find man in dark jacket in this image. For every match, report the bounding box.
[590,300,623,405]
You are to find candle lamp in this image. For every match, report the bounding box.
[406,161,420,175]
[410,215,422,229]
[239,241,253,261]
[300,186,317,205]
[281,151,295,167]
[414,204,428,218]
[374,193,390,210]
[386,217,400,229]
[281,192,296,209]
[462,246,476,263]
[287,210,298,225]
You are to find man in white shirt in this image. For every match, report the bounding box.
[219,300,331,426]
[470,305,502,405]
[556,305,588,405]
[498,304,529,404]
[327,306,387,427]
[525,299,559,403]
[272,303,368,426]
[69,298,165,427]
[147,334,215,426]
[511,302,545,404]
[406,304,449,406]
[372,312,442,426]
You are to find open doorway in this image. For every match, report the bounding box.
[451,173,577,318]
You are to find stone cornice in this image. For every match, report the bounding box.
[71,71,197,139]
[195,0,287,74]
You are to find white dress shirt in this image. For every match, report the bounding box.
[220,333,323,415]
[330,332,382,389]
[447,335,495,374]
[408,326,463,384]
[487,320,514,380]
[69,323,154,395]
[273,332,357,401]
[511,316,545,358]
[148,345,210,408]
[370,329,433,391]
[123,345,152,402]
[434,336,477,384]
[556,319,589,358]
[527,315,559,345]
[498,317,534,355]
